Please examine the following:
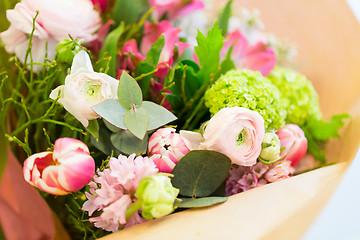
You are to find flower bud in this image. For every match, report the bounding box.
[148,128,190,173]
[23,138,95,195]
[136,173,179,219]
[56,38,84,64]
[259,132,281,164]
[276,124,308,166]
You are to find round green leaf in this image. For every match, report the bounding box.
[171,150,231,198]
[124,106,149,140]
[178,197,228,208]
[111,130,148,155]
[118,71,143,109]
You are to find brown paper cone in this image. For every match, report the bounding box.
[100,0,360,239]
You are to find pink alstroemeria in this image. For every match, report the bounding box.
[91,0,108,13]
[221,30,276,76]
[148,128,190,173]
[265,160,295,183]
[23,138,95,195]
[276,124,308,166]
[140,20,189,79]
[150,0,204,20]
[119,39,146,72]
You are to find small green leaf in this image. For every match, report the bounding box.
[118,71,143,109]
[220,46,235,75]
[124,106,149,140]
[179,197,228,208]
[91,99,127,129]
[98,23,125,77]
[135,35,165,98]
[111,130,149,155]
[142,101,177,130]
[195,22,224,84]
[87,119,99,141]
[307,114,350,141]
[0,128,7,182]
[172,150,231,198]
[218,0,233,35]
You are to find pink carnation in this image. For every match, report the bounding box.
[82,154,158,232]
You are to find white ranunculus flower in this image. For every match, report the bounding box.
[50,51,118,127]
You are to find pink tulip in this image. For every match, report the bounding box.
[150,0,204,20]
[220,30,276,76]
[148,128,190,173]
[119,39,146,71]
[276,124,308,166]
[141,21,189,80]
[23,138,95,195]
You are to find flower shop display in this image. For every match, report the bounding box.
[0,0,356,239]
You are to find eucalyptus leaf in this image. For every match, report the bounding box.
[172,150,231,198]
[111,130,148,155]
[179,197,228,208]
[91,99,127,129]
[98,23,125,77]
[124,106,149,140]
[142,101,177,130]
[118,71,143,109]
[103,119,121,133]
[87,119,99,141]
[91,122,120,156]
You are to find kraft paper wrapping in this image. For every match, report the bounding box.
[100,0,360,239]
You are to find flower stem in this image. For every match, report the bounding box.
[125,201,142,220]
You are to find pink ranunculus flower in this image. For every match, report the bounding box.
[276,124,308,166]
[119,39,146,72]
[0,0,101,72]
[23,138,95,195]
[220,30,276,76]
[203,107,265,166]
[140,20,189,80]
[150,0,204,20]
[148,128,190,173]
[265,160,295,183]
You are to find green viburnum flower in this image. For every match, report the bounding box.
[56,38,84,64]
[204,69,287,130]
[267,67,322,126]
[136,173,179,220]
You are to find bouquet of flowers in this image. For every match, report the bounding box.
[0,0,352,239]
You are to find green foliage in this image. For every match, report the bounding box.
[194,22,224,84]
[111,130,149,155]
[92,99,127,129]
[218,0,233,35]
[124,106,149,140]
[205,69,287,130]
[179,196,228,208]
[134,35,165,98]
[267,67,322,127]
[86,120,99,141]
[303,114,350,164]
[142,101,177,130]
[171,150,231,198]
[98,23,125,77]
[118,71,143,109]
[0,128,7,182]
[112,0,150,24]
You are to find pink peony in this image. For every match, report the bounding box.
[150,0,204,20]
[148,128,190,173]
[23,138,95,195]
[276,124,308,166]
[265,160,295,183]
[182,107,265,167]
[220,30,276,76]
[82,154,158,232]
[0,0,101,71]
[140,20,189,80]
